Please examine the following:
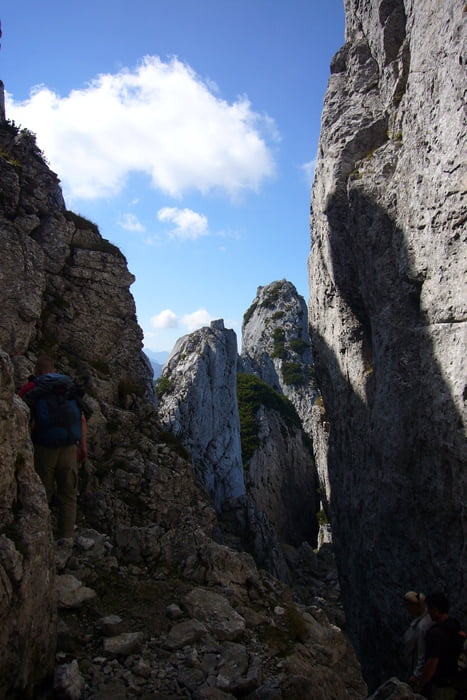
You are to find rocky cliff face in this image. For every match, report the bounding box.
[156,319,246,512]
[0,117,217,698]
[239,281,321,546]
[0,351,56,698]
[157,301,321,562]
[241,280,318,433]
[155,320,287,579]
[308,0,466,689]
[0,124,154,406]
[245,401,318,548]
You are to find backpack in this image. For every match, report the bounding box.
[24,373,84,447]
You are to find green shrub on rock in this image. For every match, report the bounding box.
[237,373,301,465]
[281,362,304,385]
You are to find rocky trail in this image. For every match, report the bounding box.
[49,524,361,700]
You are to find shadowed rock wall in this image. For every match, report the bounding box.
[0,351,56,697]
[308,0,466,689]
[239,280,320,547]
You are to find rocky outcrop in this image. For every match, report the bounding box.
[241,280,318,434]
[308,0,466,689]
[238,373,319,549]
[240,281,321,548]
[156,313,320,575]
[0,117,221,697]
[246,404,317,547]
[0,123,155,409]
[0,123,216,549]
[155,321,290,579]
[156,319,246,512]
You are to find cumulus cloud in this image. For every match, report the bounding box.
[7,56,277,201]
[118,213,145,232]
[182,309,213,331]
[157,207,209,240]
[150,309,179,329]
[149,307,213,335]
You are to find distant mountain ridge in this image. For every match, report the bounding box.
[144,349,169,379]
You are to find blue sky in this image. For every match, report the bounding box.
[2,1,345,355]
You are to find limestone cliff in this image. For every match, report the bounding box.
[308,0,466,689]
[156,312,321,564]
[155,321,287,579]
[156,319,246,512]
[239,376,319,548]
[239,281,321,546]
[0,123,154,406]
[241,280,318,434]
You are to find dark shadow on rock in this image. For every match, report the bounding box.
[215,494,292,583]
[310,189,466,691]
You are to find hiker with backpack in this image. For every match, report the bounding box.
[414,592,465,699]
[19,355,89,566]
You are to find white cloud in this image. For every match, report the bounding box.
[150,309,179,329]
[7,56,276,202]
[182,309,213,332]
[118,213,145,232]
[157,207,209,241]
[301,158,316,185]
[144,307,219,352]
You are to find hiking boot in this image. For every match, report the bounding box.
[55,537,74,571]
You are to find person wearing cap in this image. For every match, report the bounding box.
[403,591,434,689]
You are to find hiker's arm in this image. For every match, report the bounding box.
[77,415,88,462]
[18,380,35,398]
[414,656,438,692]
[412,627,428,680]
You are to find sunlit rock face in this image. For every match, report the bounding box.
[155,321,287,577]
[156,311,320,578]
[156,320,246,512]
[308,0,466,689]
[0,125,155,409]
